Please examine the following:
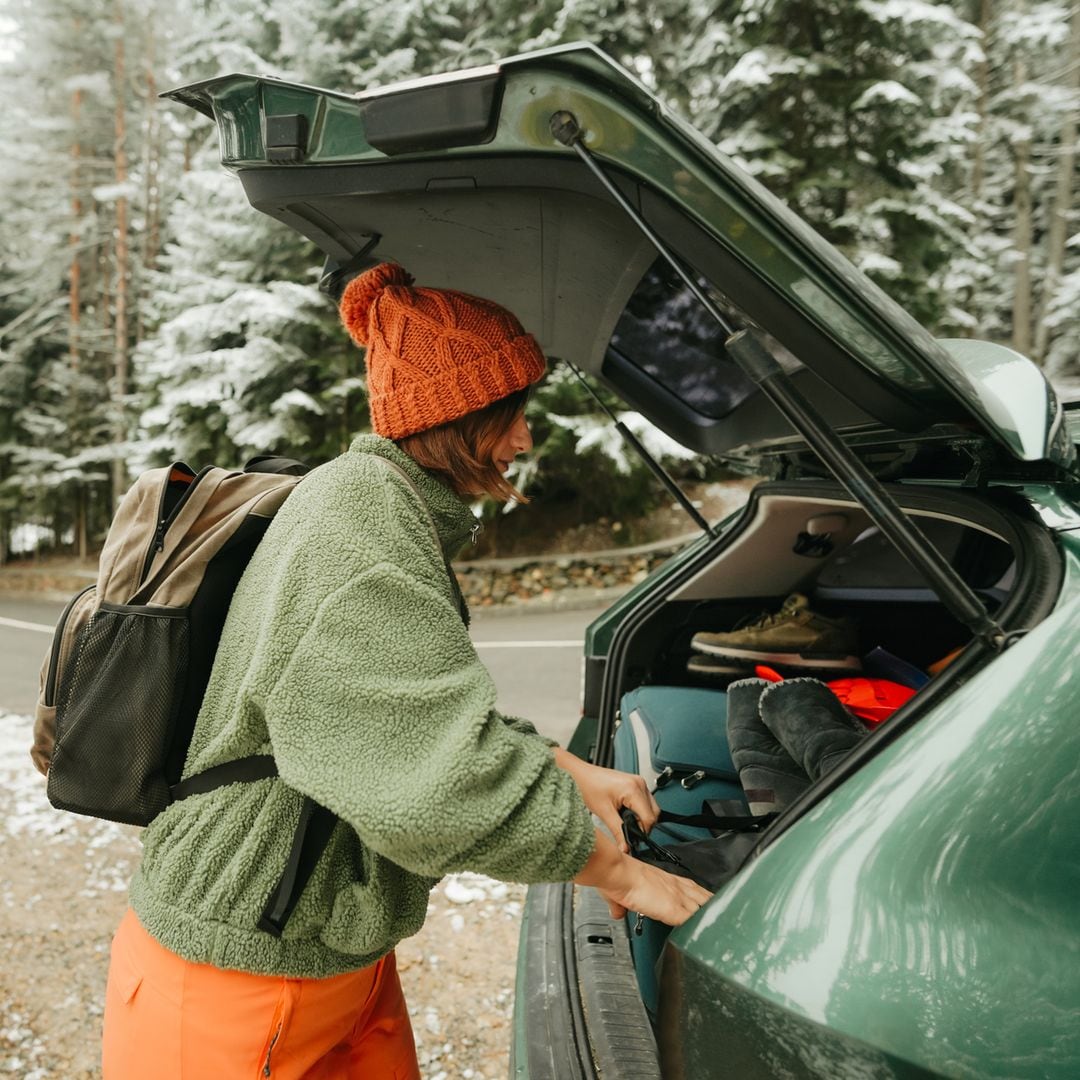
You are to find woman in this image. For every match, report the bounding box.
[102,262,710,1079]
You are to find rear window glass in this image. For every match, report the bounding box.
[608,257,760,419]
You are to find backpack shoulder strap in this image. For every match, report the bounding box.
[170,755,278,801]
[257,797,338,937]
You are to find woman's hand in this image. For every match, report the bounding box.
[574,829,712,926]
[553,748,659,852]
[598,858,712,924]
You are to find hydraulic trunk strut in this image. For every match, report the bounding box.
[549,110,1008,652]
[563,360,719,538]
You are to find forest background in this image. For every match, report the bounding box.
[0,0,1077,563]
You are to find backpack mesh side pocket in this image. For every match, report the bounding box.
[47,603,190,826]
[32,584,97,776]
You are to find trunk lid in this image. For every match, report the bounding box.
[164,43,1073,472]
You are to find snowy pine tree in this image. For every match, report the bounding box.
[135,156,359,468]
[2,0,1077,557]
[0,0,143,555]
[677,0,986,326]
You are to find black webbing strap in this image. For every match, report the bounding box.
[168,755,337,938]
[258,797,338,937]
[169,755,279,801]
[656,805,778,833]
[620,803,777,849]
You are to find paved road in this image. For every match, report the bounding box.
[0,597,606,747]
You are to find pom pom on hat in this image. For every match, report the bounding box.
[339,262,414,347]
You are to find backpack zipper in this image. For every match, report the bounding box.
[138,465,211,587]
[44,583,96,707]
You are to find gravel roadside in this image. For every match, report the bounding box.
[0,712,524,1080]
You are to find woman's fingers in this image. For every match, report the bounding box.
[619,776,659,833]
[661,874,713,923]
[636,777,660,831]
[601,861,713,928]
[599,807,631,854]
[605,896,627,919]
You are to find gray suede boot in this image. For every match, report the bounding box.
[758,677,868,782]
[726,678,812,814]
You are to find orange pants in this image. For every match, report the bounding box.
[102,909,421,1079]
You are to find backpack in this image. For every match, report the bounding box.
[31,454,323,935]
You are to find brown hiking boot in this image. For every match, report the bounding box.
[691,594,860,671]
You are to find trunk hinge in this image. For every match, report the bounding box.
[549,110,1008,652]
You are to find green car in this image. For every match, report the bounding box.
[170,43,1080,1080]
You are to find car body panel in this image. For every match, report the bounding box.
[1021,483,1080,531]
[658,543,1080,1078]
[937,340,1068,467]
[164,44,1073,470]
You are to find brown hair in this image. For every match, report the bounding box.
[396,387,531,503]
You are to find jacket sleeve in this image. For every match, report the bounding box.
[499,713,559,747]
[262,482,594,883]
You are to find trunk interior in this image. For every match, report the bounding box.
[589,478,1063,1026]
[597,480,1061,742]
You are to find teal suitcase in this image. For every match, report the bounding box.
[612,685,748,1017]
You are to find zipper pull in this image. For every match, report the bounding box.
[634,912,645,936]
[681,769,707,790]
[470,520,483,546]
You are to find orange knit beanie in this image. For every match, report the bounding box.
[339,262,547,440]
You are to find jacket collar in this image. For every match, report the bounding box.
[348,434,480,557]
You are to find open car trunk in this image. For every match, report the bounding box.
[513,478,1066,1079]
[577,479,1064,1024]
[597,481,1062,742]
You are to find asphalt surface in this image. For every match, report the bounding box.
[0,596,604,746]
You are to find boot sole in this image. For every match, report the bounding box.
[691,642,861,670]
[686,657,751,679]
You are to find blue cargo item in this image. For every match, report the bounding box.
[612,685,747,1018]
[862,644,931,689]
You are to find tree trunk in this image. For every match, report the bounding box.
[136,20,160,344]
[69,85,83,370]
[1012,61,1033,357]
[1033,2,1080,363]
[970,0,992,203]
[111,1,130,512]
[71,488,83,560]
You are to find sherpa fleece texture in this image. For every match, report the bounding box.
[129,435,595,978]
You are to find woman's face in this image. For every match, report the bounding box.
[491,410,533,474]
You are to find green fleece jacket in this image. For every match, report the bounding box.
[129,435,595,977]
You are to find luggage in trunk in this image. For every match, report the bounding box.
[612,684,746,1017]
